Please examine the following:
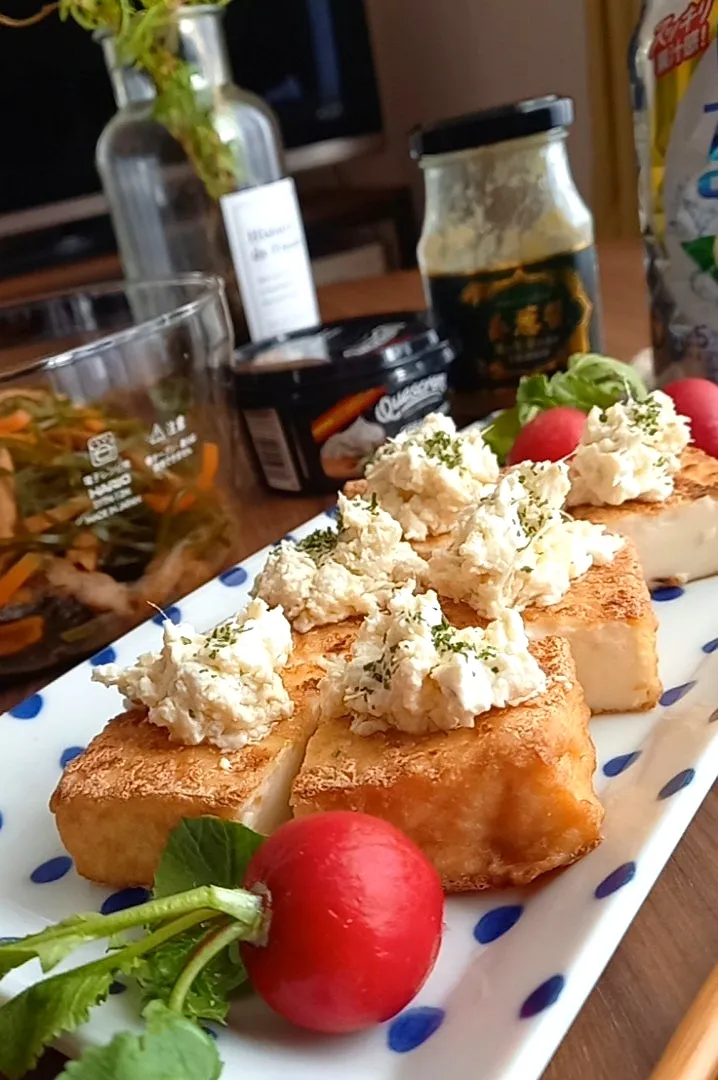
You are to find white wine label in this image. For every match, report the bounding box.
[221,177,320,342]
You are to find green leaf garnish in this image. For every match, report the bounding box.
[0,818,266,1077]
[296,526,340,564]
[134,923,247,1024]
[0,962,119,1078]
[481,405,521,460]
[483,352,648,461]
[61,1001,222,1080]
[140,818,264,1022]
[154,817,264,897]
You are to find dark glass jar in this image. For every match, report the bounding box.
[412,96,603,422]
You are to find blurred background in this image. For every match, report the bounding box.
[0,0,642,288]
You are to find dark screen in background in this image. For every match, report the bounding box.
[0,0,382,216]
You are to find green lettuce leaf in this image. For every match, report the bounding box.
[483,352,648,461]
[61,1001,222,1080]
[482,405,521,459]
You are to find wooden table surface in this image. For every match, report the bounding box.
[6,239,711,1080]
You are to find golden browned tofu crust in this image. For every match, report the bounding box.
[570,446,718,525]
[440,540,661,715]
[441,541,651,628]
[287,619,361,677]
[292,637,603,892]
[51,692,319,888]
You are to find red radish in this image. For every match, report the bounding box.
[241,811,444,1033]
[507,406,587,465]
[663,378,718,459]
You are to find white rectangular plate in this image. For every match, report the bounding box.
[1,504,718,1080]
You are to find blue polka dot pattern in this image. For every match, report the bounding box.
[30,856,72,884]
[388,1007,445,1052]
[325,504,339,520]
[651,585,685,602]
[658,768,696,800]
[90,646,117,666]
[60,746,85,768]
[152,605,181,626]
[595,862,636,899]
[703,638,718,654]
[520,975,566,1019]
[109,981,127,995]
[9,694,43,720]
[474,905,524,944]
[101,887,150,915]
[660,682,697,707]
[219,566,248,587]
[603,751,642,778]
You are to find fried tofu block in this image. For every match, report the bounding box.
[51,691,319,888]
[441,540,661,716]
[287,619,361,677]
[292,636,603,892]
[571,447,718,586]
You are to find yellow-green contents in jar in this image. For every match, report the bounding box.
[412,95,604,421]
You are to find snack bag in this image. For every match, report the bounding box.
[632,0,718,382]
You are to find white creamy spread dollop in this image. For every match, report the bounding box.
[92,598,293,750]
[252,493,428,632]
[429,462,622,618]
[320,585,546,735]
[567,391,691,507]
[362,412,500,539]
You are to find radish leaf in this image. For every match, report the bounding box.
[154,817,264,898]
[61,1001,222,1080]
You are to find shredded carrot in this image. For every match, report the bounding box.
[0,410,31,435]
[25,495,90,535]
[144,492,196,515]
[0,553,41,607]
[0,433,36,445]
[83,418,107,434]
[0,616,44,656]
[197,442,220,491]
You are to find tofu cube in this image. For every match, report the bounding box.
[51,699,318,888]
[292,636,603,892]
[571,447,718,586]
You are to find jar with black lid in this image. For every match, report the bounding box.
[411,95,603,423]
[231,312,454,494]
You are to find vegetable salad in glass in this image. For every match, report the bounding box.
[0,276,240,674]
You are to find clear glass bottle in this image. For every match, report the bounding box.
[412,96,603,421]
[96,5,289,341]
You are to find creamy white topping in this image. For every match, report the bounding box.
[567,391,691,507]
[320,417,385,462]
[93,598,293,750]
[252,493,428,632]
[362,412,500,539]
[429,462,622,618]
[320,585,546,736]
